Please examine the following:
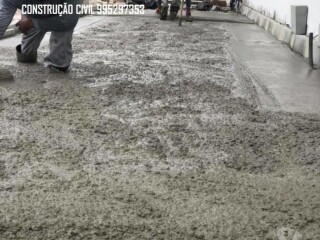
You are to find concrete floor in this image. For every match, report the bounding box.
[225,22,320,114]
[3,12,320,114]
[1,12,320,239]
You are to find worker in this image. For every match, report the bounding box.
[230,0,235,10]
[156,0,191,20]
[230,0,241,11]
[0,0,82,73]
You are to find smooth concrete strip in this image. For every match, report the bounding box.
[241,5,320,66]
[226,22,320,115]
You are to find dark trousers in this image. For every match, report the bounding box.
[158,0,191,8]
[230,0,236,10]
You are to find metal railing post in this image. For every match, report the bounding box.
[309,32,314,69]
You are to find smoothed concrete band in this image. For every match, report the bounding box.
[241,5,320,66]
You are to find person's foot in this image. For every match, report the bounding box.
[169,4,179,20]
[155,6,161,14]
[186,7,191,17]
[16,44,37,63]
[47,66,69,73]
[160,5,168,20]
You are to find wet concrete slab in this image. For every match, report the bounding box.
[1,14,320,239]
[2,13,320,115]
[225,22,320,115]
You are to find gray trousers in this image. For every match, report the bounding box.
[21,28,74,69]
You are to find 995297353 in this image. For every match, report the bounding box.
[96,4,145,15]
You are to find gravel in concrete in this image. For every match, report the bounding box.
[0,16,320,239]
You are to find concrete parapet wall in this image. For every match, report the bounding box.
[243,0,320,35]
[241,5,320,66]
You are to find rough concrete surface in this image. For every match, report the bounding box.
[225,21,320,115]
[0,69,14,82]
[0,16,320,240]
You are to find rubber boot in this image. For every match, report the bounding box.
[16,45,37,63]
[155,6,161,14]
[186,7,191,17]
[169,4,180,20]
[160,5,168,20]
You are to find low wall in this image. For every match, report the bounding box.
[241,5,320,67]
[243,0,320,35]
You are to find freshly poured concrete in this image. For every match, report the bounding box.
[226,22,320,114]
[1,14,320,239]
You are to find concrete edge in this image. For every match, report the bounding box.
[241,5,320,66]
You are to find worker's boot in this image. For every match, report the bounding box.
[160,5,168,20]
[155,6,162,14]
[16,44,37,63]
[186,7,191,17]
[169,3,180,20]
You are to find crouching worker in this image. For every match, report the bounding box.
[156,0,191,20]
[0,0,82,73]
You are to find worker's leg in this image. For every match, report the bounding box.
[169,0,180,19]
[21,28,46,55]
[162,0,168,6]
[160,0,169,20]
[156,0,168,14]
[43,30,74,71]
[186,0,191,16]
[185,0,191,8]
[230,0,235,10]
[156,0,162,14]
[171,0,180,6]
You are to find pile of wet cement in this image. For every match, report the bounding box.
[0,17,320,239]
